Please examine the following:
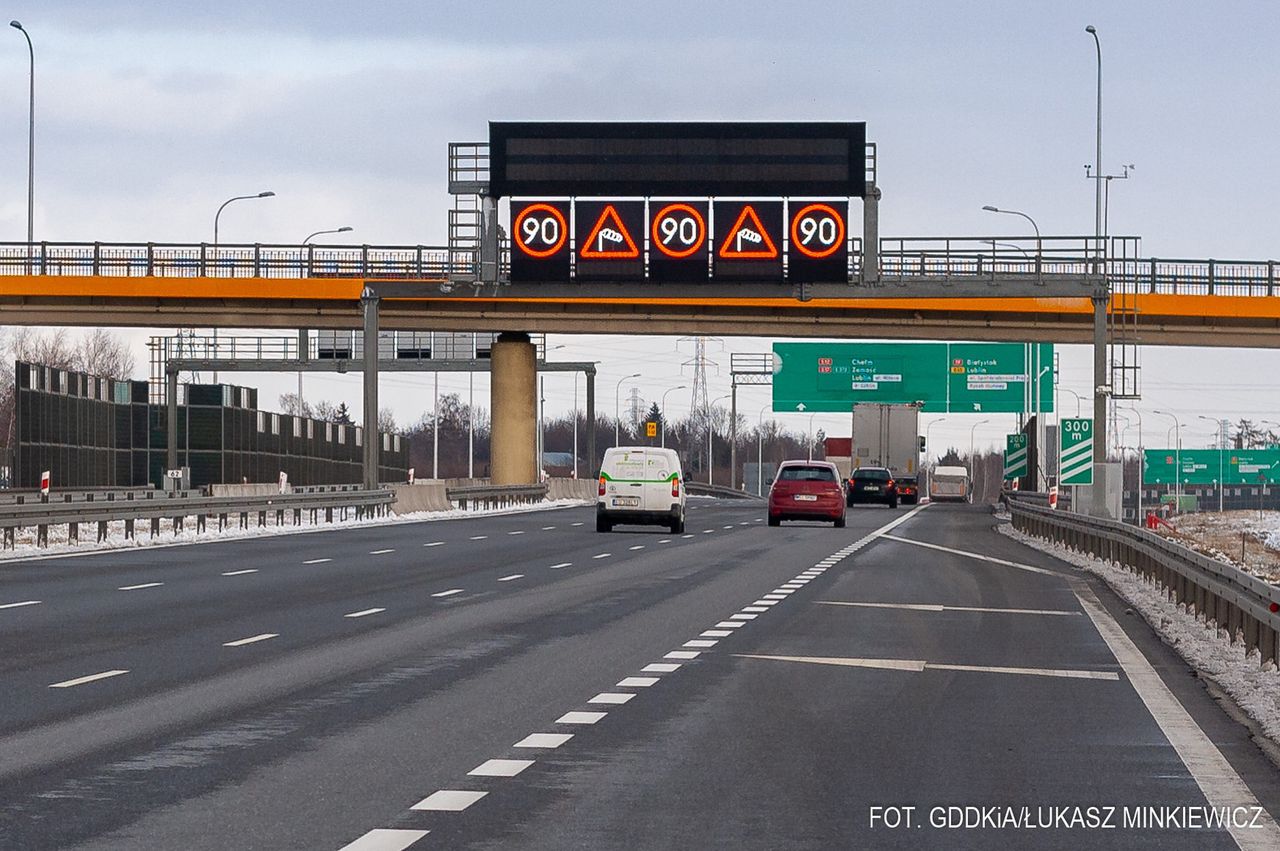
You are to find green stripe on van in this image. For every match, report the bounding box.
[599,471,679,484]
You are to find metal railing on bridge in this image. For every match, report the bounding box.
[1,240,1275,297]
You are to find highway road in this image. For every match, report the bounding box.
[3,499,1280,849]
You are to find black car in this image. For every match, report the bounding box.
[847,467,899,508]
[896,475,919,505]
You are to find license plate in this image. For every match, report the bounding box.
[862,486,880,492]
[794,494,818,502]
[612,496,640,507]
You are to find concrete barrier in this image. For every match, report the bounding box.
[210,484,283,498]
[388,483,453,515]
[547,478,595,501]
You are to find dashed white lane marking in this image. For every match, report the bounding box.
[753,599,780,606]
[880,533,1057,576]
[469,535,488,540]
[424,541,445,547]
[432,589,464,598]
[681,534,695,539]
[762,593,787,600]
[771,589,796,596]
[558,710,607,724]
[508,530,525,536]
[550,562,572,570]
[498,574,524,582]
[514,733,573,748]
[817,601,1082,617]
[702,529,715,534]
[345,608,386,618]
[735,654,1119,681]
[542,526,557,530]
[338,828,429,850]
[223,633,278,647]
[468,758,535,777]
[742,606,769,613]
[723,525,735,530]
[730,613,759,621]
[1,600,41,609]
[754,518,763,522]
[118,582,163,591]
[715,621,746,629]
[571,522,585,527]
[738,521,751,526]
[617,676,660,687]
[658,539,672,543]
[684,639,718,648]
[411,790,487,811]
[593,553,612,559]
[643,663,681,673]
[589,692,635,705]
[369,549,395,555]
[629,545,645,551]
[48,669,129,689]
[303,558,331,565]
[221,569,258,576]
[665,650,700,660]
[701,630,733,638]
[1069,579,1280,848]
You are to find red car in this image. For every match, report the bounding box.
[768,461,847,527]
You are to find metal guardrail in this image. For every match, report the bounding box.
[2,241,1276,297]
[685,482,765,500]
[445,483,548,510]
[1,487,395,549]
[1004,494,1280,668]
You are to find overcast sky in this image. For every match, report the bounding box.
[2,1,1279,456]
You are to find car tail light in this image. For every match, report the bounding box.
[671,476,680,498]
[887,479,895,489]
[598,476,607,497]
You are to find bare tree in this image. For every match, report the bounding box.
[278,393,314,418]
[378,406,397,432]
[77,328,135,379]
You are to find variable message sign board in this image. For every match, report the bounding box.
[510,200,570,282]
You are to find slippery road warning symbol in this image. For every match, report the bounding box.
[580,204,639,259]
[718,205,778,259]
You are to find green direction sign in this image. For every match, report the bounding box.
[1004,433,1028,480]
[1059,418,1094,485]
[772,342,1054,413]
[1142,448,1280,485]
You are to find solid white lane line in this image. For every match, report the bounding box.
[730,613,758,621]
[498,574,524,582]
[742,606,769,613]
[643,663,681,673]
[665,651,700,660]
[369,549,394,555]
[424,541,445,547]
[432,589,464,598]
[593,553,612,559]
[221,569,258,576]
[303,558,331,565]
[48,669,129,689]
[468,759,534,777]
[589,692,635,705]
[411,790,487,812]
[508,530,525,535]
[715,621,746,629]
[550,562,572,569]
[1,600,41,609]
[817,601,1081,616]
[338,828,429,851]
[880,533,1057,576]
[514,733,573,748]
[629,545,645,551]
[701,630,733,638]
[1070,579,1280,848]
[223,633,278,647]
[345,608,386,618]
[735,654,1119,680]
[118,582,163,591]
[617,676,660,688]
[557,711,607,724]
[684,639,718,648]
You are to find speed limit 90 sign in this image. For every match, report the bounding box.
[511,200,570,281]
[648,200,709,282]
[787,200,849,283]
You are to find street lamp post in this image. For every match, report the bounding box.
[1154,410,1182,508]
[757,404,771,495]
[970,419,990,502]
[710,394,731,485]
[981,205,1042,275]
[1198,415,1226,512]
[807,412,818,462]
[302,225,353,273]
[214,191,275,247]
[1062,389,1085,417]
[924,417,944,497]
[10,21,34,268]
[614,373,641,447]
[660,385,687,448]
[294,226,353,411]
[1086,25,1104,266]
[1127,406,1144,523]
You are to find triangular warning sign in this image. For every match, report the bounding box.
[718,205,779,259]
[580,205,639,259]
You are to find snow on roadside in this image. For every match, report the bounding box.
[0,498,592,563]
[998,519,1280,746]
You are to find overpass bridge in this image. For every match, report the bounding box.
[1,238,1277,346]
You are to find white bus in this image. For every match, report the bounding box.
[928,465,972,503]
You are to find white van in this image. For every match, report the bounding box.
[596,446,686,533]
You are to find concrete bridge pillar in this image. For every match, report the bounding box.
[490,332,538,485]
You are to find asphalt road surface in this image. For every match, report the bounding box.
[3,499,1280,850]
